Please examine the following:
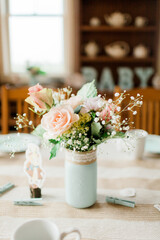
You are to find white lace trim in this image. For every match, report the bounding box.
[65,150,97,164]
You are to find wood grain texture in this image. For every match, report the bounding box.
[114,87,160,134]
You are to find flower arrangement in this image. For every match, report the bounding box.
[16,80,143,159]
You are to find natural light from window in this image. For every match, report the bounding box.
[8,0,64,75]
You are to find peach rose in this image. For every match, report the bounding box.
[41,104,79,139]
[62,95,83,110]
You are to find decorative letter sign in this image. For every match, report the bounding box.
[82,66,154,90]
[81,67,98,83]
[135,67,154,88]
[99,68,114,91]
[118,67,134,90]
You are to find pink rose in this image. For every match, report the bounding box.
[100,104,117,122]
[26,86,53,111]
[63,95,83,109]
[28,84,43,94]
[41,104,79,139]
[81,97,105,114]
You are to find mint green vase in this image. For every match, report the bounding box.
[65,150,97,208]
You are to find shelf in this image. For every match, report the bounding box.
[80,25,156,32]
[81,56,155,63]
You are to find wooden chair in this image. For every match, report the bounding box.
[1,85,41,134]
[114,86,160,135]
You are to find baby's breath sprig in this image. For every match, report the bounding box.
[113,91,143,115]
[14,113,35,131]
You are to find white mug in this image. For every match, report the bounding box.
[12,219,81,240]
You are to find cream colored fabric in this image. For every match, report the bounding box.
[0,148,160,240]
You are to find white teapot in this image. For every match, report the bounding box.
[84,41,100,57]
[104,11,132,27]
[104,41,130,58]
[133,44,150,58]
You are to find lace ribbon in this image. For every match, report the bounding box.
[65,149,97,165]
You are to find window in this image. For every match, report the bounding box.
[8,0,65,75]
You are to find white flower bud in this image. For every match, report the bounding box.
[94,117,99,122]
[114,93,119,97]
[29,121,33,125]
[133,111,137,115]
[117,106,121,112]
[108,99,112,103]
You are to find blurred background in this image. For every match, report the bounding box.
[0,0,160,134]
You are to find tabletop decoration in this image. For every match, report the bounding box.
[24,143,46,198]
[0,182,15,194]
[14,198,43,206]
[15,81,143,208]
[106,196,135,208]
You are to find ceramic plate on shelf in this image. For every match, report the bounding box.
[0,133,41,153]
[145,134,160,154]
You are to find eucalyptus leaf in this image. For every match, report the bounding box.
[77,80,97,99]
[91,122,102,137]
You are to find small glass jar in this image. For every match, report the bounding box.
[65,149,97,209]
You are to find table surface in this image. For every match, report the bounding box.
[0,145,160,240]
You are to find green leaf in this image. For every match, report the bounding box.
[39,70,46,75]
[93,138,101,144]
[90,111,96,119]
[74,105,82,114]
[50,142,60,159]
[91,122,102,137]
[45,102,51,110]
[113,131,125,138]
[49,139,59,144]
[32,124,46,138]
[77,80,97,99]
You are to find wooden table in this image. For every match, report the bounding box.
[0,147,160,240]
